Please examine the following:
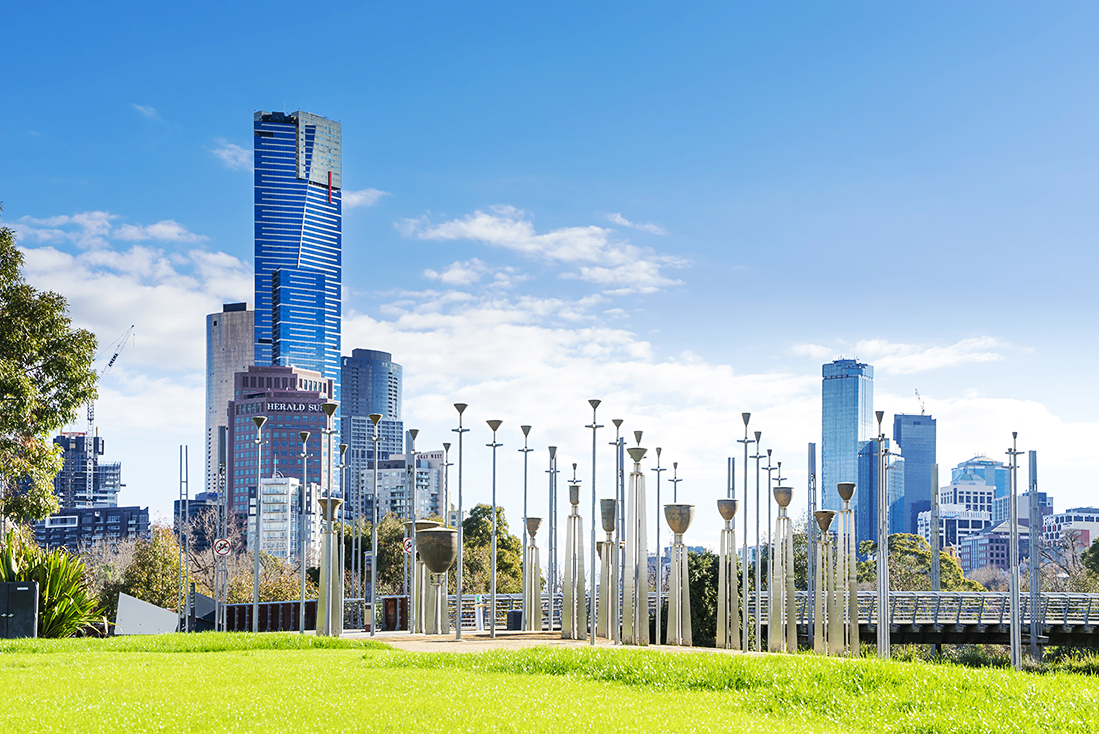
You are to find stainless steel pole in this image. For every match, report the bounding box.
[369,413,381,636]
[1007,433,1022,670]
[486,420,503,638]
[875,411,890,659]
[299,431,310,634]
[587,400,602,646]
[252,416,266,633]
[930,464,941,591]
[1028,450,1040,662]
[652,447,666,644]
[738,414,752,652]
[752,430,763,651]
[453,404,468,640]
[807,442,817,650]
[520,426,532,627]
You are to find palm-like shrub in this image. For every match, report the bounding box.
[0,528,102,637]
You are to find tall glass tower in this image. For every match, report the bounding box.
[253,110,342,395]
[341,349,404,521]
[821,359,874,514]
[893,413,937,535]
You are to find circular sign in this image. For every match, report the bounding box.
[403,537,413,555]
[214,538,232,557]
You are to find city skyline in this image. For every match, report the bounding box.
[4,4,1098,552]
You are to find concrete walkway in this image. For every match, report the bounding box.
[347,629,762,657]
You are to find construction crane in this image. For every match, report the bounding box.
[82,326,135,505]
[915,388,925,416]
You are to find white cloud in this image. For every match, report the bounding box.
[422,258,526,288]
[115,220,208,243]
[401,206,686,294]
[344,188,390,209]
[789,337,1005,374]
[212,140,253,171]
[606,212,668,235]
[131,104,159,119]
[14,211,206,249]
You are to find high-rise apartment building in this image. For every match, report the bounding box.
[341,349,404,521]
[359,454,441,520]
[226,364,334,524]
[205,303,254,497]
[51,432,121,508]
[253,110,342,394]
[821,359,874,514]
[893,413,937,534]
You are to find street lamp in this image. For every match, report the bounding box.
[875,410,890,659]
[368,413,382,636]
[1007,432,1023,670]
[750,430,763,651]
[298,429,311,634]
[407,428,420,635]
[651,447,667,645]
[519,425,533,628]
[611,418,625,645]
[338,443,348,627]
[586,399,602,646]
[737,413,753,652]
[486,419,503,638]
[442,442,452,526]
[318,400,341,637]
[452,403,469,640]
[251,414,267,633]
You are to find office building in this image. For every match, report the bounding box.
[821,360,874,514]
[34,506,150,550]
[253,110,342,397]
[951,456,1009,521]
[1042,507,1099,555]
[957,522,1030,574]
[917,473,995,552]
[51,432,121,508]
[173,491,220,553]
[246,477,321,562]
[340,349,404,522]
[226,364,334,527]
[205,303,254,497]
[360,453,441,520]
[993,490,1054,530]
[855,438,905,544]
[893,413,937,534]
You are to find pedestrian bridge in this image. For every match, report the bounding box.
[749,592,1099,647]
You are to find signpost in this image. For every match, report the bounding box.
[214,538,231,557]
[403,537,413,555]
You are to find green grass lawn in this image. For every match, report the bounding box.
[2,634,1097,733]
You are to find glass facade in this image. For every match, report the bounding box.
[205,303,254,497]
[893,413,937,535]
[52,433,121,508]
[951,455,1010,520]
[821,359,874,514]
[253,110,342,398]
[340,349,404,522]
[856,438,905,545]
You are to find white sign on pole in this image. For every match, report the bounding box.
[403,537,413,555]
[214,538,232,557]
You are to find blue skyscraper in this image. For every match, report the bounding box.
[821,359,875,515]
[857,438,905,545]
[893,413,937,535]
[253,110,342,393]
[341,349,404,521]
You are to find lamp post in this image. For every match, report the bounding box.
[610,418,624,644]
[251,415,267,633]
[368,413,382,636]
[520,425,533,627]
[1007,432,1023,670]
[298,430,310,634]
[750,430,763,651]
[875,410,890,659]
[442,442,452,526]
[1028,451,1041,663]
[669,462,682,502]
[547,447,558,608]
[318,400,340,637]
[452,404,469,640]
[807,442,817,650]
[586,399,602,646]
[486,420,503,638]
[652,447,667,645]
[407,428,420,635]
[737,413,753,652]
[338,442,348,626]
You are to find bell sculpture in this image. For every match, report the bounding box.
[768,486,797,653]
[418,526,458,635]
[406,519,443,634]
[622,435,650,646]
[813,510,837,654]
[597,499,618,639]
[664,503,695,646]
[561,477,588,639]
[523,518,543,631]
[716,499,740,650]
[836,482,860,656]
[316,496,344,636]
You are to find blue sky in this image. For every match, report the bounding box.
[3,3,1097,547]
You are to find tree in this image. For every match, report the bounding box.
[0,212,98,523]
[688,549,718,648]
[121,524,183,610]
[857,533,983,592]
[1083,537,1099,578]
[460,504,522,594]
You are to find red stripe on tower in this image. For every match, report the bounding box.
[328,171,332,203]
